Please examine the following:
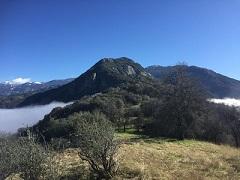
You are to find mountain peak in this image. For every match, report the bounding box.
[90,57,149,78]
[19,57,152,106]
[98,57,135,64]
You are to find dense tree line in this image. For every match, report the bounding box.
[19,64,240,149]
[140,65,240,147]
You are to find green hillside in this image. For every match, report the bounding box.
[19,57,154,107]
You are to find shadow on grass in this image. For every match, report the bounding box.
[117,128,179,144]
[226,156,240,173]
[59,166,89,180]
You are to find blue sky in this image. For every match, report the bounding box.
[1,0,240,82]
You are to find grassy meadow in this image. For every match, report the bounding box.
[23,131,239,180]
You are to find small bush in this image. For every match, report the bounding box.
[70,112,120,179]
[0,132,58,180]
[0,136,19,179]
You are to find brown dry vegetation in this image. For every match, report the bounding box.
[7,133,240,180]
[45,133,240,180]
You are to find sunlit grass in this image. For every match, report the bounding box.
[116,133,240,179]
[8,131,240,179]
[51,131,240,179]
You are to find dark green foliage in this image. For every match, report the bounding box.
[18,59,240,148]
[102,98,125,131]
[133,113,145,133]
[41,118,74,141]
[0,94,29,108]
[28,71,240,147]
[219,105,240,147]
[143,65,206,140]
[200,105,228,144]
[31,87,152,139]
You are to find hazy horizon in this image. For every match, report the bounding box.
[0,102,71,133]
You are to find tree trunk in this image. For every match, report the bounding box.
[234,136,239,148]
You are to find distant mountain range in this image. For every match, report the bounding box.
[1,57,240,108]
[146,65,240,98]
[0,78,74,108]
[0,78,74,96]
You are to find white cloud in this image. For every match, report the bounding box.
[0,102,72,133]
[209,98,240,107]
[34,81,42,84]
[5,77,32,85]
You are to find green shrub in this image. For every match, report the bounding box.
[70,112,120,179]
[0,132,58,180]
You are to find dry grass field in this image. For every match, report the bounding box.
[49,132,240,180]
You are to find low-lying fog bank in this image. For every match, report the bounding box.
[209,98,240,107]
[0,102,71,133]
[1,98,239,133]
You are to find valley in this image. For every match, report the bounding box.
[2,1,240,179]
[1,58,240,180]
